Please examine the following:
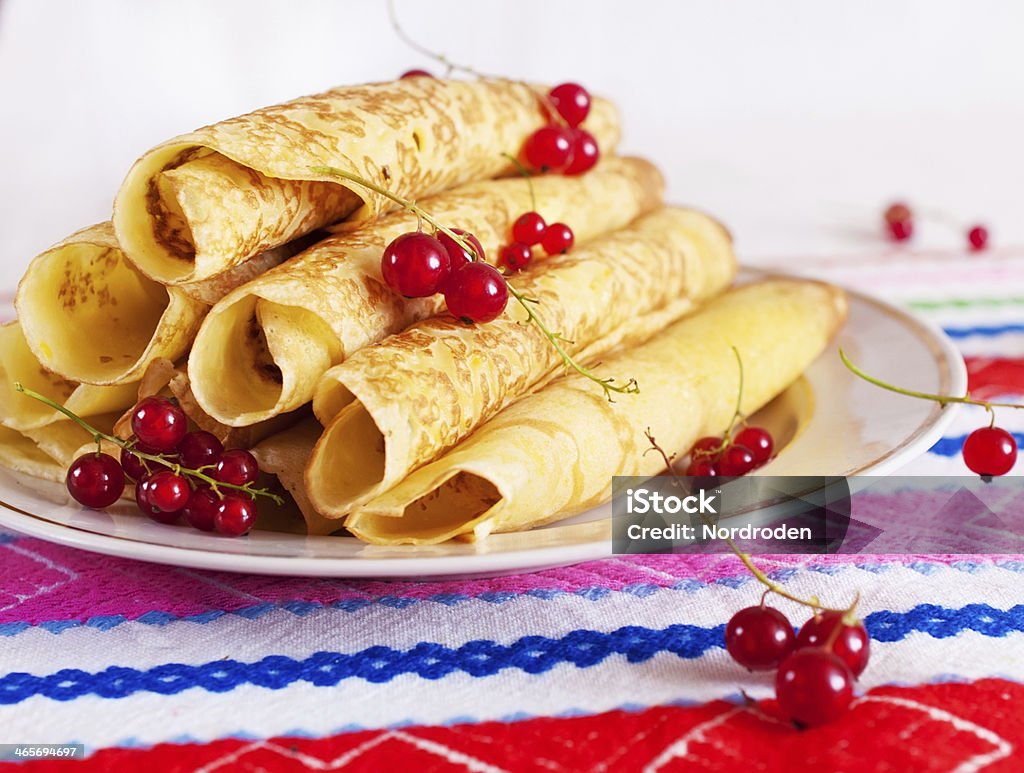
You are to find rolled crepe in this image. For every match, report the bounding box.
[349,280,848,544]
[15,223,207,385]
[306,206,737,518]
[251,418,339,536]
[189,157,663,426]
[113,78,619,284]
[0,427,64,482]
[0,322,138,431]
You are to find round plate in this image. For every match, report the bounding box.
[0,284,965,578]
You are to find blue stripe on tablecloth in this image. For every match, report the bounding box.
[2,603,1022,705]
[943,323,1024,339]
[930,432,1024,457]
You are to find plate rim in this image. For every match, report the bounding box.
[0,282,967,578]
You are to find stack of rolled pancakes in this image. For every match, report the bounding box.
[2,77,847,544]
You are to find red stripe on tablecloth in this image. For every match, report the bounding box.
[7,679,1020,771]
[965,356,1024,399]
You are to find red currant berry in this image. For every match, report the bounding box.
[690,436,723,460]
[796,612,871,677]
[66,453,125,509]
[131,397,188,452]
[381,232,451,298]
[522,126,574,173]
[564,129,599,176]
[718,444,757,476]
[214,493,258,537]
[143,470,191,513]
[400,69,433,79]
[887,219,913,242]
[120,438,159,481]
[436,229,485,277]
[734,426,774,465]
[547,82,591,128]
[183,486,220,532]
[962,426,1017,476]
[685,458,718,476]
[135,477,179,524]
[725,605,796,671]
[512,211,547,245]
[215,449,260,486]
[443,263,509,323]
[177,431,224,470]
[775,648,855,728]
[883,202,912,225]
[541,223,574,255]
[967,225,989,251]
[500,241,533,273]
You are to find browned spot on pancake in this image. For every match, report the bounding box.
[246,314,283,385]
[146,148,204,262]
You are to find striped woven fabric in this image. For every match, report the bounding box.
[1,250,1023,771]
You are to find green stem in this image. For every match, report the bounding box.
[310,165,638,400]
[645,429,858,618]
[13,384,283,505]
[840,348,1023,411]
[500,152,537,212]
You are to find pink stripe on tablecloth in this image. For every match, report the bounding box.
[0,486,1017,625]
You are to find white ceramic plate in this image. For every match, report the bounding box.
[0,284,965,578]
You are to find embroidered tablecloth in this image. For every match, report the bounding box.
[1,247,1023,771]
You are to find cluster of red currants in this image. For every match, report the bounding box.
[522,83,599,176]
[884,202,989,251]
[500,213,574,273]
[726,604,870,727]
[682,425,774,477]
[65,397,264,537]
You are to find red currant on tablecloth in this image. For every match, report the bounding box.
[887,219,913,242]
[548,82,591,127]
[541,223,575,256]
[500,241,533,273]
[735,426,774,465]
[564,129,600,176]
[444,262,509,323]
[523,126,574,173]
[177,431,224,469]
[775,648,855,727]
[884,202,912,226]
[437,229,485,277]
[214,493,258,537]
[795,611,871,677]
[512,212,547,246]
[131,396,188,452]
[718,444,757,476]
[725,605,796,671]
[962,426,1017,476]
[381,232,451,297]
[215,449,261,486]
[183,487,220,532]
[967,225,989,252]
[66,453,125,509]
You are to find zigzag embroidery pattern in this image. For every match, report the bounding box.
[2,603,1023,705]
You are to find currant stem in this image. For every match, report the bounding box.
[840,348,1024,412]
[645,428,855,617]
[13,384,284,505]
[506,283,639,400]
[310,164,639,400]
[500,152,537,211]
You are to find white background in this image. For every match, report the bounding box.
[1,0,1023,288]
